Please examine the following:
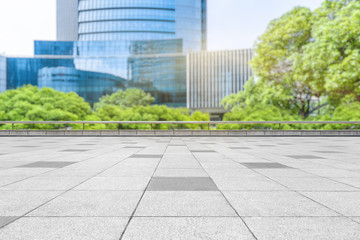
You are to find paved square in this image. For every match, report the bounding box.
[0,136,359,239]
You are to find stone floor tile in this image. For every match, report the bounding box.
[16,162,77,168]
[224,191,338,217]
[147,177,218,191]
[122,217,255,240]
[0,191,62,216]
[0,217,128,240]
[212,177,288,191]
[28,191,142,217]
[1,177,87,190]
[302,192,360,216]
[244,217,360,240]
[241,162,292,169]
[0,216,19,228]
[135,191,236,216]
[74,177,150,191]
[153,168,208,177]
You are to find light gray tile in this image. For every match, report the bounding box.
[74,177,150,191]
[129,154,163,159]
[122,217,255,240]
[153,169,208,177]
[0,216,19,228]
[0,191,62,216]
[230,147,251,149]
[241,162,292,169]
[1,177,86,190]
[191,150,216,153]
[60,149,90,152]
[0,217,128,240]
[135,192,236,217]
[224,191,338,217]
[29,191,142,217]
[286,155,325,159]
[148,177,218,191]
[302,192,360,216]
[244,217,360,240]
[212,177,287,191]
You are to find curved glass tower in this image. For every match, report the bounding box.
[77,0,206,52]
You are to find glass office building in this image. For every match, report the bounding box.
[5,0,207,106]
[187,49,254,113]
[0,56,6,92]
[6,39,187,105]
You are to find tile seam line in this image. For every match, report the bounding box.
[0,145,147,230]
[185,140,259,240]
[118,137,171,240]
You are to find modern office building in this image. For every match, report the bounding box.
[187,49,254,115]
[56,0,78,41]
[0,56,6,92]
[57,0,207,53]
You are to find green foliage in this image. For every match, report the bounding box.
[95,105,209,130]
[225,0,360,125]
[94,88,155,110]
[0,85,91,129]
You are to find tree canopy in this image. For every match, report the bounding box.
[94,88,155,110]
[224,0,360,122]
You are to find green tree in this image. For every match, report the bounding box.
[0,85,92,129]
[94,88,155,109]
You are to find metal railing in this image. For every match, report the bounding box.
[1,121,360,131]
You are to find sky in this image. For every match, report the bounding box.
[0,0,323,56]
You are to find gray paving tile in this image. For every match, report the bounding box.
[0,216,19,228]
[122,217,255,240]
[191,150,216,153]
[271,177,358,191]
[212,177,287,191]
[74,177,151,191]
[16,162,77,168]
[16,146,39,148]
[60,149,90,152]
[230,147,251,149]
[154,169,208,177]
[147,177,218,191]
[0,191,62,216]
[286,155,325,159]
[257,145,276,147]
[135,192,237,217]
[0,217,128,240]
[129,154,163,158]
[241,162,292,169]
[1,177,86,190]
[302,192,360,216]
[315,151,343,154]
[244,217,360,240]
[224,191,338,217]
[124,146,145,149]
[76,144,96,146]
[29,191,142,217]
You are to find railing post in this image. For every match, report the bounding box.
[279,123,281,130]
[12,123,14,130]
[208,123,210,131]
[150,124,153,130]
[83,123,85,131]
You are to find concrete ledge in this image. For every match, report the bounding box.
[1,130,360,137]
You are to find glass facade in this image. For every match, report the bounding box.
[6,0,207,106]
[0,56,6,92]
[77,0,206,52]
[187,49,254,110]
[7,39,187,105]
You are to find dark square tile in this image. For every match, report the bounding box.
[129,154,163,158]
[17,161,77,168]
[0,216,19,228]
[148,177,219,191]
[230,147,251,150]
[286,155,325,159]
[191,150,216,153]
[60,149,90,152]
[241,162,292,169]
